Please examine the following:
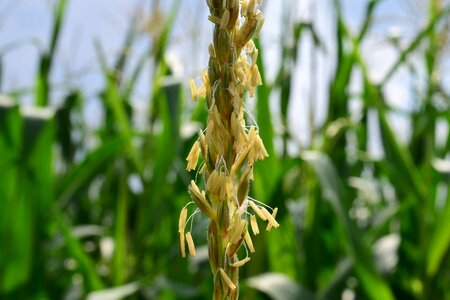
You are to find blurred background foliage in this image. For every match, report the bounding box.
[1,0,450,299]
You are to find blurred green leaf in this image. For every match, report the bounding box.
[56,90,81,164]
[56,137,126,203]
[0,103,55,295]
[302,151,395,300]
[137,81,181,244]
[426,187,450,276]
[318,258,353,300]
[35,0,68,106]
[381,6,450,86]
[58,217,105,292]
[254,39,280,201]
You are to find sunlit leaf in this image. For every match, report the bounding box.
[247,273,317,300]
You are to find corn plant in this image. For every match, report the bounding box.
[180,0,279,299]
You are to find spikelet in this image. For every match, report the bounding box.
[181,0,279,298]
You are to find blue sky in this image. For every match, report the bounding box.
[1,0,445,151]
[1,0,412,95]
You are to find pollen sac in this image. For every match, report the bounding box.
[186,232,196,257]
[178,207,188,233]
[266,207,279,231]
[219,268,236,291]
[250,214,259,235]
[186,141,201,171]
[179,232,186,257]
[198,130,208,163]
[244,231,255,253]
[230,256,251,267]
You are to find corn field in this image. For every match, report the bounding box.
[1,0,450,299]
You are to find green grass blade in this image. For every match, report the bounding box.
[137,81,181,243]
[253,38,279,201]
[114,17,137,86]
[56,91,80,164]
[149,0,180,123]
[95,41,143,175]
[122,50,148,101]
[0,103,55,295]
[57,217,105,292]
[113,170,128,286]
[302,151,395,300]
[0,103,27,293]
[153,0,180,62]
[56,137,126,203]
[380,7,450,86]
[357,0,383,42]
[372,86,427,202]
[353,46,428,203]
[426,187,450,276]
[318,259,353,300]
[49,0,68,56]
[35,0,68,106]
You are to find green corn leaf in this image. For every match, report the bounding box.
[35,0,68,106]
[302,151,395,300]
[380,7,450,86]
[0,103,55,294]
[0,102,26,293]
[153,0,180,62]
[253,38,279,201]
[95,41,143,176]
[56,137,126,203]
[318,258,353,300]
[426,180,450,276]
[137,81,181,241]
[57,217,105,292]
[113,170,129,286]
[247,273,317,300]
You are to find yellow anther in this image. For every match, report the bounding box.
[249,200,266,221]
[178,207,188,233]
[186,232,196,257]
[266,207,279,231]
[219,268,236,290]
[229,256,251,267]
[180,233,186,257]
[186,141,201,171]
[250,214,259,235]
[261,207,279,228]
[244,231,255,253]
